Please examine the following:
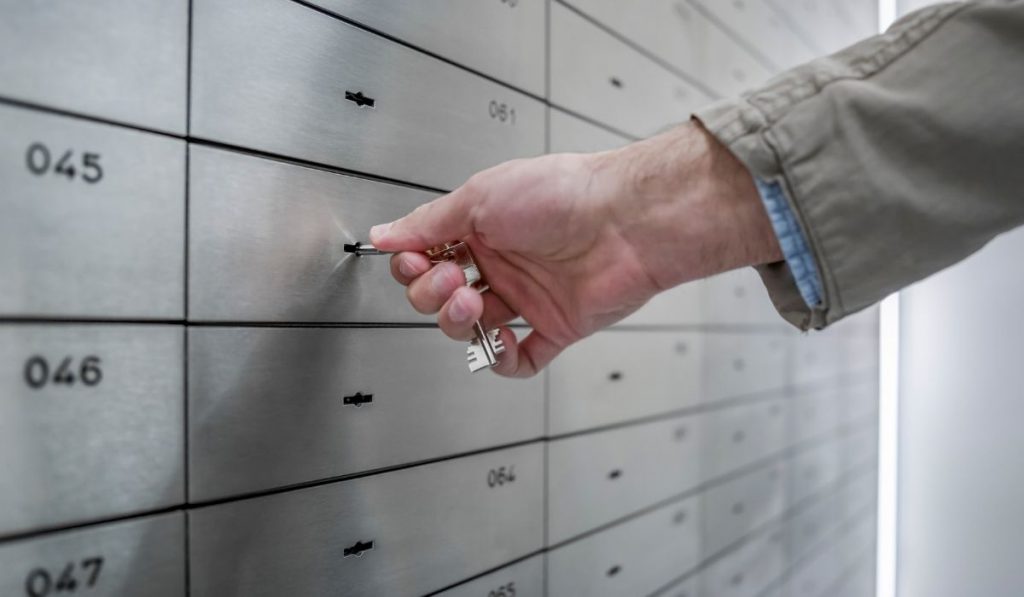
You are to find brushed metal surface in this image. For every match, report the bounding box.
[191,0,545,191]
[188,146,437,323]
[546,495,700,597]
[704,332,789,402]
[0,513,184,597]
[547,415,702,545]
[700,522,786,597]
[0,325,184,537]
[435,555,544,597]
[651,576,698,597]
[559,0,774,97]
[188,326,544,501]
[618,281,704,327]
[703,268,782,325]
[700,461,789,556]
[839,425,878,475]
[701,398,790,480]
[689,0,817,69]
[0,105,185,319]
[189,444,544,597]
[790,439,842,505]
[549,2,713,138]
[0,0,187,133]
[792,387,842,443]
[785,537,844,597]
[547,330,703,435]
[305,0,545,96]
[548,107,632,154]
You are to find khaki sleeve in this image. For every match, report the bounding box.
[695,0,1024,330]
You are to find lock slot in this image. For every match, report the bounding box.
[343,392,374,407]
[345,90,376,108]
[343,539,375,557]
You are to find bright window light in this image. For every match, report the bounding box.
[877,292,900,597]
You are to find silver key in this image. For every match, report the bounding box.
[426,241,505,373]
[345,239,506,372]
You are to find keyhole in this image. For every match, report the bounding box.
[607,565,622,577]
[608,371,623,381]
[609,77,624,89]
[608,469,623,480]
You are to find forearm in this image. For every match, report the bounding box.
[594,121,783,292]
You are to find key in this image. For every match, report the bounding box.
[345,239,505,372]
[426,242,505,373]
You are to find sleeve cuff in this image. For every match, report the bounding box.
[754,178,824,309]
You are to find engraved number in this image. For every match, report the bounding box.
[488,100,517,125]
[25,143,103,184]
[489,581,517,597]
[487,465,517,488]
[24,356,103,389]
[24,556,103,597]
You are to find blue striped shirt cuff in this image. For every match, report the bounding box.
[754,179,824,308]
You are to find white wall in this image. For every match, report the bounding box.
[898,227,1024,596]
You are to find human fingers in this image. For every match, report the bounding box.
[370,183,478,252]
[389,251,432,286]
[438,289,518,341]
[491,329,564,378]
[405,261,466,314]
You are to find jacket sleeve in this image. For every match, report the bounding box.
[695,0,1024,330]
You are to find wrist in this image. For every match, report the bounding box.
[598,120,782,290]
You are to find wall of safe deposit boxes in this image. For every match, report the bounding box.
[0,1,881,596]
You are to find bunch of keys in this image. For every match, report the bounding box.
[344,240,505,373]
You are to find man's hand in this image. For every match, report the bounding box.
[370,121,782,377]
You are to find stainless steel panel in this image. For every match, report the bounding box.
[792,328,846,387]
[0,0,187,133]
[701,461,789,556]
[0,513,184,597]
[618,281,704,327]
[702,399,789,480]
[188,327,544,501]
[0,325,184,537]
[547,415,702,544]
[652,577,697,597]
[839,425,878,475]
[190,444,544,597]
[306,0,546,96]
[785,539,844,597]
[704,333,789,402]
[785,489,841,563]
[436,555,544,597]
[188,146,437,323]
[546,496,699,597]
[548,331,703,435]
[0,105,185,319]
[793,387,842,443]
[562,0,775,96]
[838,378,879,426]
[791,439,842,505]
[548,107,632,154]
[690,0,817,70]
[703,268,783,325]
[700,524,786,597]
[549,2,713,138]
[191,0,545,191]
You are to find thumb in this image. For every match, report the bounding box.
[370,186,476,252]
